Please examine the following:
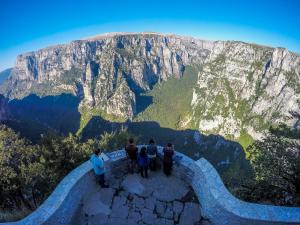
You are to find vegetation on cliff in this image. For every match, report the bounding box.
[0,125,134,222]
[235,124,300,206]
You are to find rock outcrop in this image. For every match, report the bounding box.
[0,95,9,121]
[0,32,299,139]
[191,43,300,139]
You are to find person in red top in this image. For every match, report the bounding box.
[163,143,174,176]
[125,138,138,173]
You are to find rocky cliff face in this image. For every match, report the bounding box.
[1,33,210,118]
[0,95,9,121]
[1,33,299,141]
[191,43,300,140]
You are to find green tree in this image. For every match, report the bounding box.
[99,127,136,151]
[0,124,137,221]
[39,133,96,187]
[246,124,300,204]
[0,126,98,220]
[0,125,40,209]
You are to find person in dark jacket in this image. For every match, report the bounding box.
[138,147,149,178]
[163,143,174,176]
[147,138,158,171]
[125,138,138,173]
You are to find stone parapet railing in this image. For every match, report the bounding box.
[192,158,300,225]
[1,146,299,225]
[0,149,127,225]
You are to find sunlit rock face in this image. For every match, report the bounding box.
[1,33,208,120]
[191,43,300,139]
[1,32,299,137]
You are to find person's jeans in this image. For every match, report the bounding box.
[163,162,172,176]
[149,157,157,171]
[128,158,137,173]
[140,165,148,178]
[96,174,105,187]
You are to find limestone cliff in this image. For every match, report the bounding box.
[1,32,299,140]
[191,43,300,140]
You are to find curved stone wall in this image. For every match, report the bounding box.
[1,147,299,225]
[1,161,95,225]
[192,158,300,225]
[0,149,127,225]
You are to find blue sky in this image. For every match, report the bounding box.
[0,0,300,71]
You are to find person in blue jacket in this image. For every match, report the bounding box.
[138,147,149,178]
[90,148,109,188]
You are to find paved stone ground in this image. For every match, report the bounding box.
[71,168,212,225]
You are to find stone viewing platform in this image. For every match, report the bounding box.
[72,169,207,225]
[70,148,208,225]
[1,146,300,225]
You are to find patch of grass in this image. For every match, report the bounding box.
[285,70,300,93]
[247,71,254,82]
[223,78,236,104]
[115,48,136,61]
[135,65,198,129]
[77,106,126,135]
[252,60,264,70]
[235,99,251,121]
[59,67,83,85]
[238,129,254,153]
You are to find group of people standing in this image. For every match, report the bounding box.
[125,138,174,178]
[90,138,175,188]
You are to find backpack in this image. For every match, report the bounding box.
[163,147,174,164]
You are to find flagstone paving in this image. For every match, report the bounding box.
[71,169,212,225]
